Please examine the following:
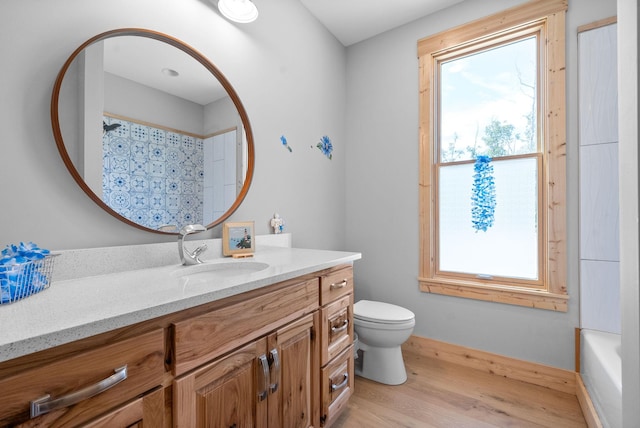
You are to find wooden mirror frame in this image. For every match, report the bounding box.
[51,28,254,234]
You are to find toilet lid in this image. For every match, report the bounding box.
[354,300,415,324]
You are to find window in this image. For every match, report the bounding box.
[418,0,568,311]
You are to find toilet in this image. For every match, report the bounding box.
[353,300,415,385]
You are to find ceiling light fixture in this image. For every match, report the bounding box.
[217,0,258,23]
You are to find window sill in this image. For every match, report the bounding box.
[419,277,568,312]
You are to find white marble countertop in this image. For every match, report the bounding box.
[0,245,360,363]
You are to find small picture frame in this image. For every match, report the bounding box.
[222,221,255,257]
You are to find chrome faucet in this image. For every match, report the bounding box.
[178,224,208,265]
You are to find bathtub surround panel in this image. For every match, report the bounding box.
[578,23,618,146]
[578,19,624,427]
[578,22,621,334]
[580,260,621,334]
[579,142,620,262]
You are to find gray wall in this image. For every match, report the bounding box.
[0,0,347,251]
[345,0,617,370]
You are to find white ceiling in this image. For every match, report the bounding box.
[299,0,464,46]
[103,36,228,106]
[102,1,465,105]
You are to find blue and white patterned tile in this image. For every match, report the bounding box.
[102,116,205,231]
[131,141,147,159]
[166,195,180,210]
[181,165,197,180]
[109,138,130,156]
[108,173,130,191]
[149,162,165,178]
[149,178,164,193]
[129,158,148,176]
[131,193,149,209]
[131,210,148,225]
[167,133,181,147]
[182,135,196,152]
[150,194,165,210]
[130,124,149,141]
[182,180,196,195]
[150,128,166,145]
[110,156,129,173]
[109,191,131,210]
[149,144,166,161]
[166,180,181,194]
[166,163,181,178]
[166,148,183,164]
[150,210,166,226]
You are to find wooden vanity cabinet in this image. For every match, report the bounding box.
[0,263,355,428]
[318,266,355,427]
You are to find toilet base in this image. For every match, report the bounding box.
[354,342,407,385]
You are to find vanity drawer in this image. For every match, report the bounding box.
[320,294,353,366]
[172,278,319,375]
[320,345,354,427]
[320,266,353,306]
[0,329,165,427]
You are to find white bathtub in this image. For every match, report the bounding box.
[581,329,622,428]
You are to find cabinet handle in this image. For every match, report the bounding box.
[330,373,349,392]
[330,319,349,335]
[268,349,280,394]
[257,355,269,401]
[330,279,348,289]
[30,365,128,418]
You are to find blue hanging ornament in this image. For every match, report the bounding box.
[471,155,496,232]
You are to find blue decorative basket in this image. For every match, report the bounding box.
[0,255,57,304]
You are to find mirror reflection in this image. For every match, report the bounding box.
[52,29,254,234]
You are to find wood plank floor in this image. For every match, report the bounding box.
[332,350,587,427]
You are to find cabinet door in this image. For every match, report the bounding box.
[267,313,319,428]
[173,337,269,428]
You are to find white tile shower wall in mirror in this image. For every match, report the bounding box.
[578,22,620,334]
[204,129,237,221]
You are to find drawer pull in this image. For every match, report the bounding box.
[330,373,349,392]
[330,319,349,335]
[30,365,128,418]
[257,354,269,401]
[268,348,280,393]
[330,279,348,289]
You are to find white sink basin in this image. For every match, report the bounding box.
[172,261,270,280]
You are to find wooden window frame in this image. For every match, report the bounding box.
[418,0,568,311]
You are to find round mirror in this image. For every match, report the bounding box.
[51,28,254,234]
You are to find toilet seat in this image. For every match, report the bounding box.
[354,300,415,324]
